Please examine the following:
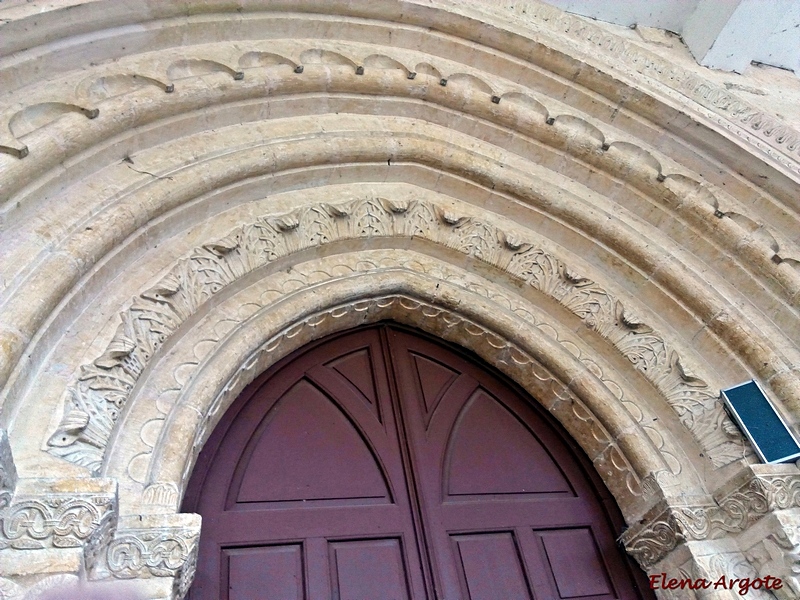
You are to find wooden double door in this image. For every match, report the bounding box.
[184,325,651,599]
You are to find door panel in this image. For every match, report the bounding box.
[329,538,411,600]
[408,352,460,425]
[324,346,383,424]
[451,532,533,600]
[236,379,389,504]
[537,528,616,599]
[445,389,572,497]
[224,545,304,600]
[184,325,653,600]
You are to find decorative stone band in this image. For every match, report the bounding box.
[476,1,800,175]
[0,478,116,551]
[622,465,800,568]
[2,2,799,183]
[0,430,15,512]
[47,196,747,474]
[87,513,201,600]
[622,501,719,569]
[0,469,199,596]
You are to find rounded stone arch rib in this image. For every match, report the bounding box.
[152,290,660,512]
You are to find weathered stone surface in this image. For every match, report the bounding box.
[87,513,200,600]
[0,1,798,598]
[0,431,15,512]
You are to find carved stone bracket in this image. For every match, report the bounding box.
[0,478,117,552]
[622,464,800,569]
[87,513,200,600]
[0,430,15,512]
[47,196,747,474]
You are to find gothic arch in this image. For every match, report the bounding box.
[1,2,799,598]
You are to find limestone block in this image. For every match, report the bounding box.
[0,478,117,556]
[87,513,201,600]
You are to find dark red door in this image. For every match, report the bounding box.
[184,325,652,600]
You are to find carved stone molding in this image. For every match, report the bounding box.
[0,430,15,511]
[0,474,197,597]
[622,465,800,568]
[481,1,800,175]
[717,466,800,531]
[87,514,200,599]
[117,248,689,515]
[0,41,794,405]
[47,196,747,475]
[0,478,117,552]
[172,291,649,506]
[3,1,799,183]
[621,499,717,568]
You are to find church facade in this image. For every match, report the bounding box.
[0,1,799,598]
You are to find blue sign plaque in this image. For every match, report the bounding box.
[722,380,800,464]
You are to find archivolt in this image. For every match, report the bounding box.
[101,249,702,523]
[2,118,798,429]
[1,2,799,593]
[48,193,749,477]
[1,40,799,434]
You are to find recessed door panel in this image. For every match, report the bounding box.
[326,347,382,423]
[236,379,389,504]
[538,528,616,599]
[410,352,460,423]
[446,389,573,498]
[329,538,410,600]
[223,545,304,600]
[451,532,533,600]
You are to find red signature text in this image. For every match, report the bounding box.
[649,573,782,595]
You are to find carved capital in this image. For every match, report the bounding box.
[623,466,800,569]
[89,513,201,599]
[0,478,117,551]
[716,465,800,531]
[621,498,717,568]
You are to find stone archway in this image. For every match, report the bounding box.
[0,2,799,599]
